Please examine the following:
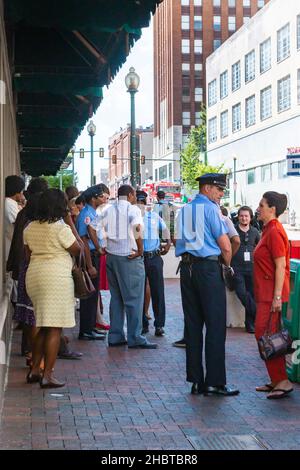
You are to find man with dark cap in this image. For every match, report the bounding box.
[136,190,171,336]
[75,184,107,340]
[175,173,239,397]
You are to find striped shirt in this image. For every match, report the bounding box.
[89,199,143,256]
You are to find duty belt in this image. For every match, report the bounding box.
[176,253,219,274]
[143,249,160,259]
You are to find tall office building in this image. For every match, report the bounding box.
[153,0,269,182]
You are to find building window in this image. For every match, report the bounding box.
[260,38,271,74]
[232,61,241,92]
[245,50,255,83]
[243,16,250,24]
[232,103,241,133]
[247,169,255,185]
[261,164,271,182]
[181,15,190,30]
[278,160,287,179]
[159,165,168,180]
[228,16,236,32]
[195,87,203,102]
[297,15,300,50]
[220,70,228,99]
[278,75,291,113]
[169,163,173,179]
[208,117,217,143]
[243,0,250,6]
[213,0,221,6]
[228,0,236,7]
[260,86,272,120]
[214,39,222,50]
[194,63,202,77]
[195,112,202,126]
[277,23,290,63]
[257,0,264,8]
[182,111,191,125]
[220,111,229,138]
[213,16,221,31]
[194,0,202,5]
[182,134,189,148]
[182,87,190,103]
[208,79,217,107]
[182,63,190,77]
[194,39,203,54]
[245,95,256,127]
[182,39,190,54]
[194,16,202,30]
[181,0,189,5]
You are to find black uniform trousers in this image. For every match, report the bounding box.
[180,259,226,386]
[79,250,100,335]
[232,269,256,330]
[143,254,166,329]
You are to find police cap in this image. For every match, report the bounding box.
[136,190,148,203]
[196,173,227,189]
[83,184,106,200]
[157,190,165,199]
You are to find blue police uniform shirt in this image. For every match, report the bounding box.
[75,204,97,250]
[175,193,228,257]
[143,211,167,252]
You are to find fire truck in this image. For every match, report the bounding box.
[142,181,181,203]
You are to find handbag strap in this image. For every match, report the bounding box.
[266,310,282,335]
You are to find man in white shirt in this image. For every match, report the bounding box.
[89,185,157,349]
[5,175,25,261]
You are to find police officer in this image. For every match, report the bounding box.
[75,184,107,340]
[136,190,171,336]
[175,173,239,396]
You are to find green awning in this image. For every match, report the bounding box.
[4,0,163,176]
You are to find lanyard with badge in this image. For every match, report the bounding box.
[244,231,251,262]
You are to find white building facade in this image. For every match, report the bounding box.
[206,0,300,218]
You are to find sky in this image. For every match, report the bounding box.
[73,20,154,190]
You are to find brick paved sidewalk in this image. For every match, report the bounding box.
[1,280,300,450]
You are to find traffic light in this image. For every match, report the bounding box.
[79,148,84,158]
[141,155,145,165]
[99,147,104,158]
[112,154,117,164]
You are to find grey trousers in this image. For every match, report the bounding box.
[106,253,147,347]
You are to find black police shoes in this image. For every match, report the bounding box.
[128,343,158,349]
[172,338,186,348]
[108,341,128,347]
[78,332,106,341]
[191,383,204,395]
[204,385,240,397]
[155,327,165,336]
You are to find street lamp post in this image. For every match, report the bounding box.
[87,120,96,186]
[71,146,76,184]
[125,67,140,189]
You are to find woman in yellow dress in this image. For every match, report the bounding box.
[24,189,80,388]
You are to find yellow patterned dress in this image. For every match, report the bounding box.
[24,220,76,328]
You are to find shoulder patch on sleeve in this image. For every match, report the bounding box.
[84,216,91,225]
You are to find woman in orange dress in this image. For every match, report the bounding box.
[254,191,293,399]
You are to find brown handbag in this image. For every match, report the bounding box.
[72,251,96,299]
[257,311,293,361]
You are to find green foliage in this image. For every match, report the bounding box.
[43,173,78,191]
[181,106,225,191]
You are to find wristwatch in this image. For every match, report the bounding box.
[274,295,282,301]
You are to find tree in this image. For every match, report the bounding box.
[181,106,225,191]
[43,173,78,192]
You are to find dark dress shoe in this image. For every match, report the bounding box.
[40,377,65,389]
[204,385,240,397]
[128,342,158,349]
[246,326,255,334]
[78,332,105,341]
[26,372,41,384]
[155,327,165,336]
[58,351,83,360]
[108,341,128,347]
[191,383,204,395]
